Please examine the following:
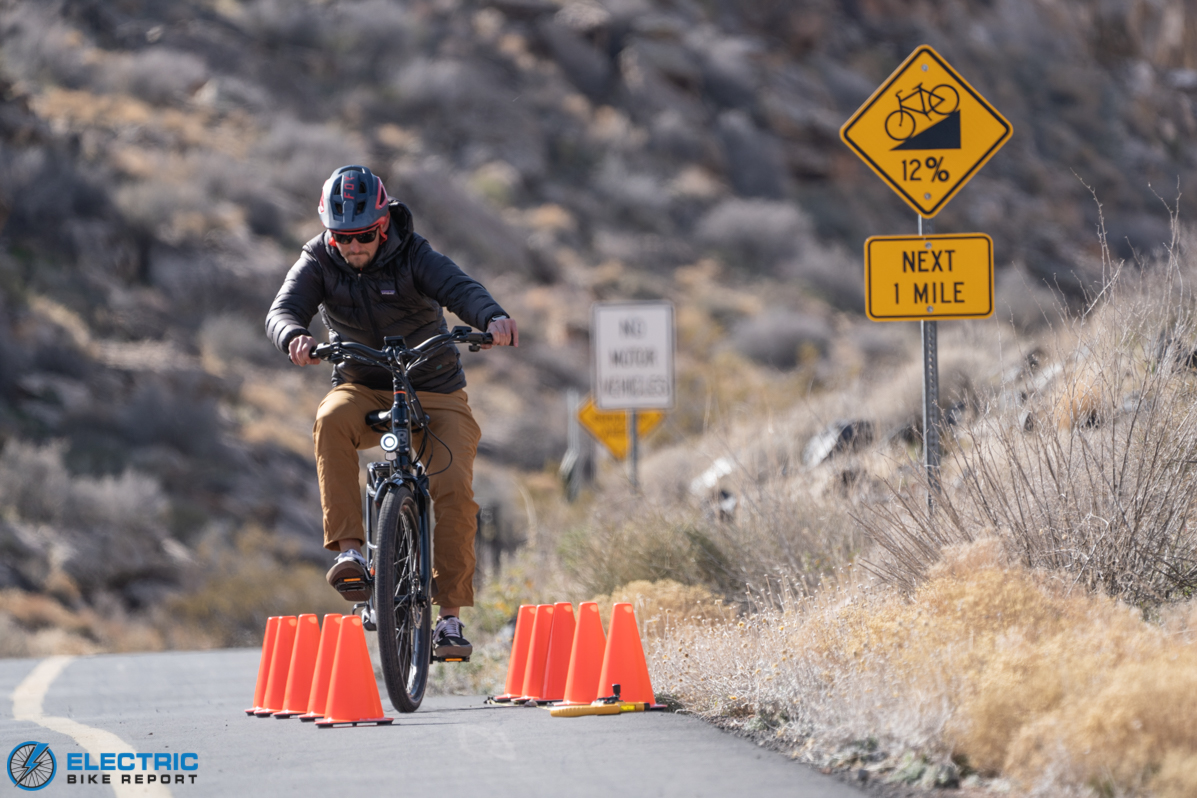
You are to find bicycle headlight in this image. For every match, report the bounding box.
[380,433,400,452]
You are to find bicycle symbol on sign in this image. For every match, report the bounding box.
[884,83,960,141]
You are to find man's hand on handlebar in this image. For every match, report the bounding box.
[289,333,321,366]
[485,317,518,349]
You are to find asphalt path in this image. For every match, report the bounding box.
[2,649,867,797]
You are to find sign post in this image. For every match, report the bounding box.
[841,45,1010,508]
[592,302,675,490]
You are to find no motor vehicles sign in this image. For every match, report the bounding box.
[592,301,674,410]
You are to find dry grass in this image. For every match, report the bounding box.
[651,539,1197,797]
[165,526,346,649]
[867,231,1197,606]
[590,579,734,638]
[0,588,165,657]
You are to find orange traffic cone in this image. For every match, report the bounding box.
[315,615,393,727]
[558,602,606,706]
[516,604,555,702]
[254,616,297,716]
[245,616,280,715]
[273,614,321,718]
[492,605,536,702]
[596,602,656,705]
[299,614,343,722]
[536,603,576,702]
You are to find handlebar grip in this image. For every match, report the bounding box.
[466,332,493,352]
[311,343,334,360]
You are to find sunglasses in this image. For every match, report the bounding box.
[332,229,378,245]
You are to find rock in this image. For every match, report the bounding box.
[803,420,873,468]
[891,751,927,784]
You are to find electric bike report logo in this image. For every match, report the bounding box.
[7,742,57,791]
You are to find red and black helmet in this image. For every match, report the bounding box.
[317,165,390,230]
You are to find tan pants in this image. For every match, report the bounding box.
[313,384,481,608]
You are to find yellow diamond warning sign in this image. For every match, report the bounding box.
[840,45,1012,218]
[865,233,993,321]
[577,397,665,461]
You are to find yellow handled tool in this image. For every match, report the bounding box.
[549,702,650,717]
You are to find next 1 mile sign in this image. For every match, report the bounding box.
[865,233,993,321]
[592,301,675,411]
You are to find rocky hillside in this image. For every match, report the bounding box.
[0,0,1193,649]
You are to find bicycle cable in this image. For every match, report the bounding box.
[422,424,455,478]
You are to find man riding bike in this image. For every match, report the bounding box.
[265,165,517,660]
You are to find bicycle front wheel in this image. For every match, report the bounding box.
[374,484,431,712]
[929,84,959,115]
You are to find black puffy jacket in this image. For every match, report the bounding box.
[265,201,507,393]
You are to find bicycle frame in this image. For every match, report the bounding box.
[313,327,490,633]
[363,377,432,635]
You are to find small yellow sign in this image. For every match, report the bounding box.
[577,397,665,461]
[840,45,1012,217]
[865,234,993,321]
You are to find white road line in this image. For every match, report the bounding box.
[12,656,173,798]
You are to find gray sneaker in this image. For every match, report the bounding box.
[433,615,473,659]
[326,550,370,602]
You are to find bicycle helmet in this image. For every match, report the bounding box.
[317,165,390,231]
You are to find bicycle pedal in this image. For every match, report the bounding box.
[333,576,371,601]
[431,655,470,663]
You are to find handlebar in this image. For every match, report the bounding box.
[310,326,493,365]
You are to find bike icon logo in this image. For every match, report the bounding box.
[7,742,57,791]
[885,82,960,144]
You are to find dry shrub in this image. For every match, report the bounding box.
[253,118,368,199]
[728,309,828,370]
[562,482,861,602]
[868,241,1197,606]
[0,589,165,656]
[652,539,1197,797]
[561,511,730,597]
[0,5,93,89]
[696,198,807,273]
[105,48,208,106]
[590,579,733,638]
[165,527,345,648]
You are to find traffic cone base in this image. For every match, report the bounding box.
[314,615,392,727]
[298,614,343,721]
[245,616,280,715]
[255,616,298,716]
[273,613,321,719]
[314,717,395,727]
[596,602,656,705]
[493,605,536,701]
[557,602,606,706]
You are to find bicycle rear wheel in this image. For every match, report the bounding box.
[374,484,431,712]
